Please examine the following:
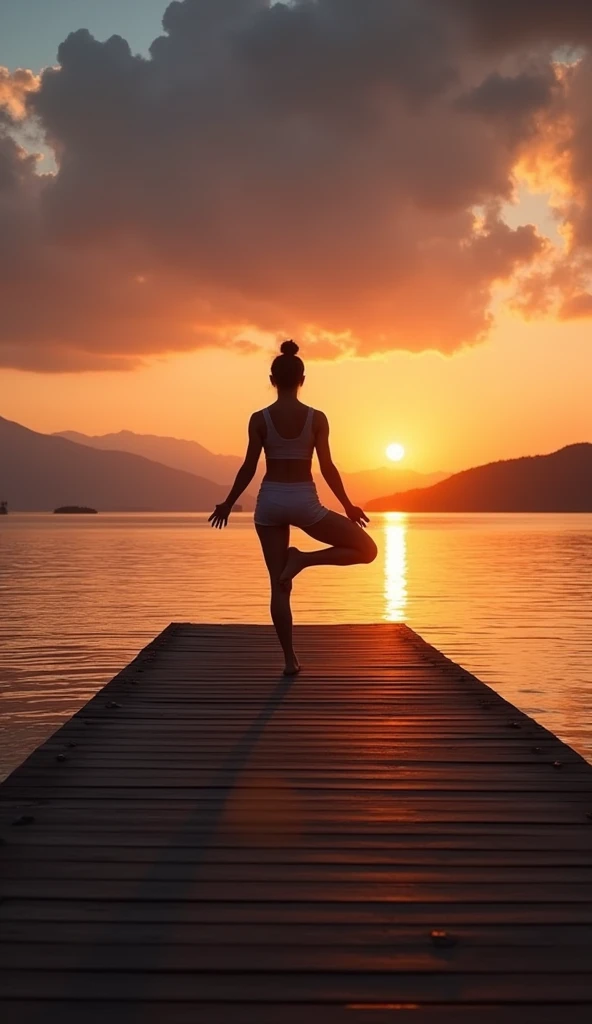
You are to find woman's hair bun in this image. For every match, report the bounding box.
[280,339,299,357]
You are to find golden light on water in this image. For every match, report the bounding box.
[386,443,406,462]
[383,513,408,622]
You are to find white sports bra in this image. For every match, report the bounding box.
[262,406,315,461]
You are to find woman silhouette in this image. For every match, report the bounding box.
[210,341,377,675]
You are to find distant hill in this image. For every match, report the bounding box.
[1,416,254,512]
[56,428,445,506]
[57,429,242,487]
[367,444,592,512]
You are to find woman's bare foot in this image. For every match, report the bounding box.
[280,546,305,587]
[283,657,301,677]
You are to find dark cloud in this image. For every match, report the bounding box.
[441,0,592,48]
[0,0,590,371]
[456,71,557,121]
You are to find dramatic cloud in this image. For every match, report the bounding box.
[1,0,592,371]
[504,52,592,322]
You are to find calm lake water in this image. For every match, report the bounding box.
[1,512,592,780]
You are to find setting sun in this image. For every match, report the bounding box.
[386,443,406,463]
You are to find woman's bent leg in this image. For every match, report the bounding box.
[280,511,377,584]
[255,524,300,674]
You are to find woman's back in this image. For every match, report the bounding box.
[262,404,315,460]
[259,400,317,483]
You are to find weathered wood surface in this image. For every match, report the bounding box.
[1,622,592,1023]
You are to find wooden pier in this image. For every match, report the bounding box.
[1,623,592,1022]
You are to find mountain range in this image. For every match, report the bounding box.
[0,416,253,512]
[367,444,592,512]
[56,429,446,506]
[5,415,589,514]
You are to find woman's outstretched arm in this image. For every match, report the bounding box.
[315,412,369,528]
[209,414,263,528]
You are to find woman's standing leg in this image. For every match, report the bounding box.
[280,510,377,584]
[255,524,300,675]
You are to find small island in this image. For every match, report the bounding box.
[53,506,98,514]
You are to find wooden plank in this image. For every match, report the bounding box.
[4,920,592,948]
[2,622,592,1019]
[3,879,592,902]
[6,829,592,852]
[9,770,592,789]
[4,862,592,885]
[1,1003,589,1024]
[3,941,592,973]
[3,807,589,827]
[2,968,592,1002]
[4,845,592,866]
[5,821,591,838]
[4,898,592,924]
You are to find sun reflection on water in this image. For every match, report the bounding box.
[383,512,408,622]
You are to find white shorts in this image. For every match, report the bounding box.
[254,481,329,529]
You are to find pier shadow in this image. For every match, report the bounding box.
[58,668,300,1016]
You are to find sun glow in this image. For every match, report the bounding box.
[386,443,406,463]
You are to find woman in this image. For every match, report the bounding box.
[209,341,378,675]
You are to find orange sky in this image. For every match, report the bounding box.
[1,309,590,475]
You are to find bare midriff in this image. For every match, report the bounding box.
[263,458,314,483]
